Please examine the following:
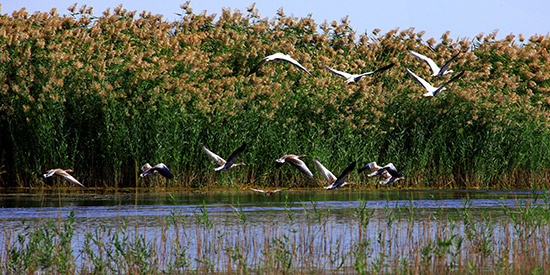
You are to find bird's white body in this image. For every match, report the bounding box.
[275,154,313,178]
[406,68,446,97]
[360,162,397,177]
[140,163,173,179]
[378,169,404,185]
[359,162,404,185]
[408,50,457,77]
[314,159,356,190]
[140,163,156,175]
[43,168,84,187]
[323,63,394,83]
[203,144,246,171]
[323,66,371,83]
[406,68,464,97]
[202,147,228,171]
[249,53,312,76]
[250,188,286,196]
[314,160,337,185]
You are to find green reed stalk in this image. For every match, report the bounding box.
[1,5,549,188]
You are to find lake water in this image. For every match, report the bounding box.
[1,188,549,273]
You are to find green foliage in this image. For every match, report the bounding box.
[6,211,76,274]
[1,4,550,188]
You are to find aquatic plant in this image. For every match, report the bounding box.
[5,211,76,274]
[1,194,550,274]
[1,3,550,188]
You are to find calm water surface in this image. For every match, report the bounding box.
[0,188,545,238]
[0,188,547,271]
[0,188,543,219]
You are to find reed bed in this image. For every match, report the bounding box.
[1,193,550,274]
[1,3,550,188]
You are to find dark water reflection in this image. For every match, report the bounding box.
[0,188,542,208]
[0,188,545,222]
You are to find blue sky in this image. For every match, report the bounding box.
[2,0,549,40]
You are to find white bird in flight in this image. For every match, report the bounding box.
[275,154,314,178]
[139,163,174,179]
[314,160,356,190]
[203,143,247,171]
[43,168,84,187]
[323,63,395,84]
[248,53,312,76]
[408,50,459,77]
[406,68,464,97]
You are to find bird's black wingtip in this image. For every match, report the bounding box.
[358,162,375,173]
[450,71,466,82]
[346,160,357,171]
[384,63,396,69]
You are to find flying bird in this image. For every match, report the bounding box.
[359,162,404,185]
[378,169,405,185]
[250,188,288,196]
[408,50,459,77]
[203,143,247,171]
[323,63,395,84]
[406,68,464,97]
[359,162,384,175]
[140,163,155,175]
[139,163,174,179]
[358,162,399,177]
[275,154,314,178]
[248,53,312,76]
[43,168,84,187]
[314,160,356,190]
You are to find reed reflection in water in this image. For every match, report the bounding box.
[0,189,549,274]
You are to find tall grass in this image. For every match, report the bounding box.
[1,3,550,187]
[1,195,550,273]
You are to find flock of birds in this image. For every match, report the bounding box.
[247,50,464,97]
[43,143,405,196]
[43,49,463,195]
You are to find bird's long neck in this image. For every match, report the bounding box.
[232,162,246,168]
[344,181,356,187]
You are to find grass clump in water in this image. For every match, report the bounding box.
[1,192,550,273]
